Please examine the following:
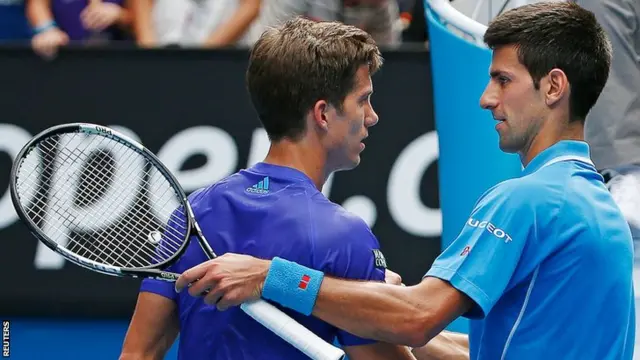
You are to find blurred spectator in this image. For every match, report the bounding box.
[26,0,132,58]
[244,0,338,45]
[244,0,339,45]
[246,0,402,47]
[342,0,403,47]
[130,0,260,48]
[0,0,31,42]
[401,0,428,44]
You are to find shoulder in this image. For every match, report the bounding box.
[476,172,565,214]
[315,212,385,280]
[186,172,252,206]
[309,193,378,246]
[308,196,384,274]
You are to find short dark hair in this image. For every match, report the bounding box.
[484,2,612,122]
[246,17,383,142]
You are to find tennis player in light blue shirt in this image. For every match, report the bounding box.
[425,140,635,359]
[175,3,635,359]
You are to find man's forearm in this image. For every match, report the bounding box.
[175,254,471,349]
[311,277,444,347]
[26,0,54,26]
[130,0,156,46]
[411,331,469,360]
[204,0,260,47]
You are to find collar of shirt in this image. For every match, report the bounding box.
[521,140,593,176]
[250,162,316,186]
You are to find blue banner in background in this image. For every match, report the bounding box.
[8,320,178,360]
[425,2,523,333]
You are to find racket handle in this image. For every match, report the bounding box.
[240,300,346,360]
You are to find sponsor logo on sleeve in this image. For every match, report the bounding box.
[466,218,513,243]
[372,249,387,269]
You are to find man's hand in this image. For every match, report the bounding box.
[32,27,69,59]
[385,269,403,286]
[81,1,123,31]
[175,253,269,310]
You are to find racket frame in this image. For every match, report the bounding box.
[9,122,196,280]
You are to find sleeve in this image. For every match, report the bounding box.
[138,205,187,300]
[424,183,537,319]
[313,211,387,347]
[140,197,197,301]
[139,190,207,300]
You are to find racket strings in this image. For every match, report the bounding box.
[20,135,187,267]
[18,137,170,268]
[54,135,189,265]
[43,139,188,255]
[15,132,190,269]
[20,138,182,267]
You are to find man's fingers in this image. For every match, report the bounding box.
[175,261,212,292]
[80,8,97,28]
[385,269,402,285]
[203,285,225,307]
[216,289,242,311]
[186,276,216,298]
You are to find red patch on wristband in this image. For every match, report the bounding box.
[298,275,311,290]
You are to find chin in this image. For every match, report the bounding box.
[498,138,521,154]
[336,156,361,172]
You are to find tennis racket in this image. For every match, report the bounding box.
[9,123,346,360]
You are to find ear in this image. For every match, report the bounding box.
[312,100,330,131]
[544,68,569,107]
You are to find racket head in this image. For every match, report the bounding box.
[10,123,194,278]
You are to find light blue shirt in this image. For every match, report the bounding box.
[426,140,635,359]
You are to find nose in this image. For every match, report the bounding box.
[365,105,379,128]
[479,83,498,110]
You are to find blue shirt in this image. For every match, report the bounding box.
[140,162,386,360]
[0,1,30,41]
[426,140,635,359]
[51,0,127,41]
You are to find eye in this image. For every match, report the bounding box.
[497,76,510,85]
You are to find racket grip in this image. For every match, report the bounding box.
[240,300,346,360]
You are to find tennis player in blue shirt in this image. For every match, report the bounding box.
[176,3,636,359]
[119,18,414,360]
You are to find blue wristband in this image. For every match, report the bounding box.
[33,20,57,35]
[262,257,324,316]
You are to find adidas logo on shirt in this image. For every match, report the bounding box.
[246,177,270,194]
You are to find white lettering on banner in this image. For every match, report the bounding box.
[342,195,377,228]
[156,126,238,193]
[467,218,513,243]
[0,125,34,229]
[387,131,442,237]
[34,126,145,269]
[0,124,443,270]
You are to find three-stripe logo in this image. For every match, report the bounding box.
[246,177,270,194]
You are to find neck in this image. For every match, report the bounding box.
[520,118,584,166]
[263,138,329,190]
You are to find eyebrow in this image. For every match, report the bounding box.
[360,90,373,99]
[489,70,515,78]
